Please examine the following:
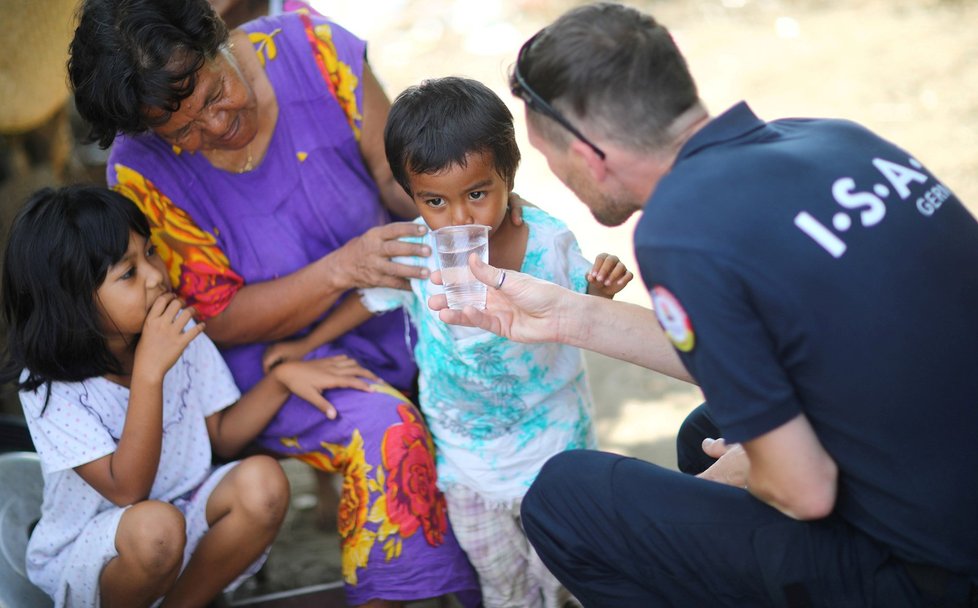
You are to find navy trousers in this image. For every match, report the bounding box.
[520,406,926,608]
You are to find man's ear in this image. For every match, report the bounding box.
[569,139,607,182]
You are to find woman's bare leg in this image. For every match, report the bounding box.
[161,455,289,607]
[100,501,186,608]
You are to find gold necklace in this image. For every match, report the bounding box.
[238,144,254,174]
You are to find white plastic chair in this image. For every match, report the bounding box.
[0,451,52,607]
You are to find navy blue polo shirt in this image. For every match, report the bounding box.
[634,102,978,576]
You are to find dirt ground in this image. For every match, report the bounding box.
[2,0,977,604]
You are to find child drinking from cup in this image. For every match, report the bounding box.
[1,186,379,607]
[262,76,633,607]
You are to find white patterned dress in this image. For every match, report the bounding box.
[19,330,251,607]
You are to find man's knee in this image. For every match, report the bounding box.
[525,451,588,512]
[522,449,617,537]
[676,403,719,475]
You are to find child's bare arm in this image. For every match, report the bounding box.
[586,253,634,299]
[75,295,204,506]
[262,293,375,372]
[305,293,375,347]
[206,355,379,458]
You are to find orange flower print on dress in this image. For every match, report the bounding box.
[178,261,240,316]
[294,431,376,585]
[112,164,244,319]
[381,403,448,547]
[278,386,448,583]
[300,13,362,139]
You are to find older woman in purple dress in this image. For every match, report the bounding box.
[67,0,481,605]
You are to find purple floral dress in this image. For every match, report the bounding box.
[108,12,478,605]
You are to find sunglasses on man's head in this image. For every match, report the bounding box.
[511,33,607,160]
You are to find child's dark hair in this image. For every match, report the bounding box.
[1,186,152,392]
[384,76,521,196]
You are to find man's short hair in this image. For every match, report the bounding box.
[510,2,700,152]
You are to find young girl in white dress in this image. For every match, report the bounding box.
[1,185,379,607]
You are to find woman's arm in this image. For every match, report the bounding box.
[358,63,417,220]
[204,221,430,346]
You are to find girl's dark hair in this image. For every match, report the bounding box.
[68,0,229,148]
[384,76,521,196]
[1,186,151,392]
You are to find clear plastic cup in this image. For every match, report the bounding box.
[432,224,490,310]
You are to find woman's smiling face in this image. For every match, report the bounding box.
[148,47,258,153]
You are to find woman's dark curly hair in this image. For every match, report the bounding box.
[0,186,152,393]
[68,0,229,148]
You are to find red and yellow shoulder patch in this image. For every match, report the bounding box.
[651,285,695,352]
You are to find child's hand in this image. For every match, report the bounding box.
[263,339,310,373]
[271,355,380,419]
[586,254,634,299]
[507,192,534,226]
[134,293,204,380]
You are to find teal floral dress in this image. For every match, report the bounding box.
[361,207,598,506]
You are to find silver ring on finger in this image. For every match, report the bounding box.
[495,271,507,290]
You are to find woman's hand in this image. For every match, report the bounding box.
[332,222,431,290]
[270,355,379,419]
[133,293,204,381]
[428,254,576,344]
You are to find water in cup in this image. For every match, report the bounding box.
[433,225,490,310]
